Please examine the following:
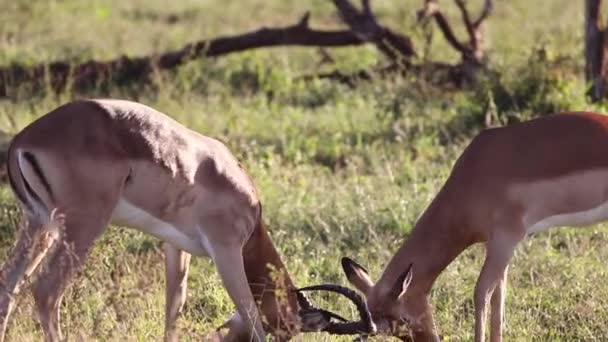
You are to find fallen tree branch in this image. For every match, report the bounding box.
[0,12,368,97]
[0,1,495,97]
[333,0,416,63]
[158,12,365,63]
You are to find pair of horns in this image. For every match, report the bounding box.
[294,283,374,336]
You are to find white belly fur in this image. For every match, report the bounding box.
[527,200,608,234]
[111,198,207,256]
[513,169,608,234]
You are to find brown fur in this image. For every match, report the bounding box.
[343,112,608,342]
[0,98,301,342]
[243,213,300,340]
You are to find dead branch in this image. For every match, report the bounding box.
[158,12,366,63]
[454,0,476,46]
[417,0,493,65]
[418,0,469,56]
[332,0,416,64]
[0,12,368,97]
[474,0,494,27]
[315,48,336,68]
[0,1,495,97]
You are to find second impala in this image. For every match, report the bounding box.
[310,111,608,341]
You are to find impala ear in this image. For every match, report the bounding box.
[389,263,413,301]
[341,257,374,294]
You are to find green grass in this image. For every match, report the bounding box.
[0,0,607,341]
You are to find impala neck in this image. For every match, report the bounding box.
[378,192,474,296]
[242,216,300,339]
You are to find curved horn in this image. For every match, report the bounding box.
[296,290,314,310]
[296,289,349,321]
[293,288,349,332]
[295,284,374,334]
[324,321,371,335]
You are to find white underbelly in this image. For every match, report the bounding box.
[110,198,207,256]
[507,169,608,234]
[526,200,608,234]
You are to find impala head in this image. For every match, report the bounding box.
[295,257,415,340]
[340,257,414,338]
[294,282,376,337]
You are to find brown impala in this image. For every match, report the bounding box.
[0,99,372,342]
[306,111,608,341]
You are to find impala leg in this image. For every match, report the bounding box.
[32,213,110,342]
[489,266,508,342]
[474,233,519,342]
[211,245,265,342]
[0,213,62,341]
[163,243,191,342]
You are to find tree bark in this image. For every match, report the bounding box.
[585,0,608,101]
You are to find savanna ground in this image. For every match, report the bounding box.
[0,0,607,341]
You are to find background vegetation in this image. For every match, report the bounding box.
[0,0,607,340]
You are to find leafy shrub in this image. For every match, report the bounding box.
[452,47,582,136]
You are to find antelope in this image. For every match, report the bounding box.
[0,98,371,342]
[307,111,608,341]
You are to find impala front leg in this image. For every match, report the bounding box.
[474,232,520,342]
[210,242,265,342]
[164,243,191,342]
[489,266,508,342]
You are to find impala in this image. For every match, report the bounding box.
[0,98,371,342]
[308,111,608,341]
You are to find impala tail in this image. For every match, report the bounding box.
[7,142,56,222]
[0,143,65,341]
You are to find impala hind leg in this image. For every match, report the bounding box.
[163,243,191,342]
[474,232,520,342]
[0,212,64,341]
[32,214,110,342]
[211,245,265,342]
[489,266,508,342]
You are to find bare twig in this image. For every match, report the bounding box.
[418,0,468,55]
[454,0,476,45]
[333,0,381,41]
[473,0,494,28]
[316,48,336,68]
[417,0,493,64]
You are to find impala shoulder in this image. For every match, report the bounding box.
[195,141,259,205]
